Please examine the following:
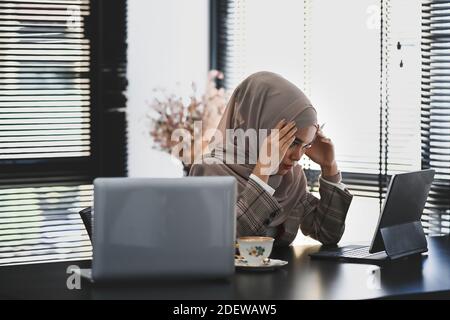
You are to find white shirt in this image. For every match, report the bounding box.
[249,173,348,196]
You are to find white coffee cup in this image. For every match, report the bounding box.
[237,236,274,266]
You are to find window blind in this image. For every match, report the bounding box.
[0,0,91,160]
[212,0,449,235]
[0,0,128,266]
[421,0,450,235]
[0,0,93,266]
[381,0,422,176]
[211,0,430,210]
[211,0,388,199]
[211,0,307,95]
[0,173,92,266]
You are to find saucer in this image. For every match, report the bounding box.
[235,258,288,271]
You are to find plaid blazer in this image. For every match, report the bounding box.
[238,176,353,246]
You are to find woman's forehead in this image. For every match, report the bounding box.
[295,125,316,142]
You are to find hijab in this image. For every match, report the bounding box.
[189,71,317,227]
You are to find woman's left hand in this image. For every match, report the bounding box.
[305,129,339,176]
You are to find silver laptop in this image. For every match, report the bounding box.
[79,177,236,282]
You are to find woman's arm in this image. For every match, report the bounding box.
[285,125,352,245]
[236,178,283,237]
[299,176,352,245]
[189,163,283,238]
[276,173,353,246]
[236,120,298,236]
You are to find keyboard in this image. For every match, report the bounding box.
[310,245,389,263]
[339,246,373,258]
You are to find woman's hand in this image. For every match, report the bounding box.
[253,119,297,183]
[305,129,339,177]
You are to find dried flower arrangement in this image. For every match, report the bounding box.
[146,70,228,174]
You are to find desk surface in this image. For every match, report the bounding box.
[0,236,449,300]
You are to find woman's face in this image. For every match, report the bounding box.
[276,125,317,175]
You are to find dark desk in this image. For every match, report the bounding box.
[0,236,449,300]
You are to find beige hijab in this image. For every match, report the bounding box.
[189,71,317,227]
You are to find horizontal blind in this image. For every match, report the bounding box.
[214,0,307,96]
[0,174,92,266]
[0,0,94,266]
[215,0,245,90]
[0,0,91,160]
[308,0,382,181]
[383,0,422,176]
[213,0,427,205]
[213,0,385,198]
[421,0,450,235]
[307,0,388,201]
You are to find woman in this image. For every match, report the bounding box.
[189,71,352,246]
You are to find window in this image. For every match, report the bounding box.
[421,0,450,234]
[211,0,389,198]
[211,0,449,235]
[0,0,128,265]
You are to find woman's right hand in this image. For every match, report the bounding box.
[253,119,297,183]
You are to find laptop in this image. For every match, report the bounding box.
[78,176,237,282]
[310,169,435,264]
